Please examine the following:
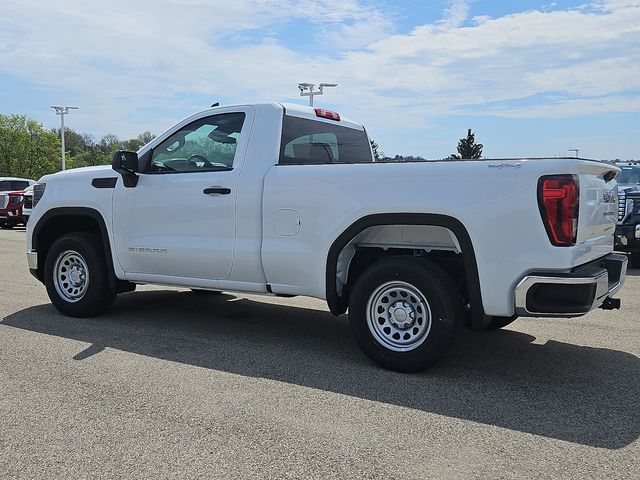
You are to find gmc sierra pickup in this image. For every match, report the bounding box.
[1,177,34,229]
[26,102,627,372]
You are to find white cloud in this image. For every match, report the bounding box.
[601,0,640,10]
[328,2,640,133]
[467,95,640,119]
[438,0,472,28]
[0,0,638,157]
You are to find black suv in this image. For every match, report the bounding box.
[615,161,640,268]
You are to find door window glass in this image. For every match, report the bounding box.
[149,113,246,173]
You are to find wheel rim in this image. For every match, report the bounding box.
[53,250,89,303]
[366,281,432,352]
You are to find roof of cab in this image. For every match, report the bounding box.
[197,102,364,131]
[279,103,365,131]
[0,177,35,182]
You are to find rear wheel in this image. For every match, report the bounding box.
[630,253,640,269]
[44,233,115,317]
[348,257,463,373]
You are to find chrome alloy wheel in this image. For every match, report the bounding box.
[53,250,90,303]
[366,281,432,352]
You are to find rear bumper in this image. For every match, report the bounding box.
[514,253,627,317]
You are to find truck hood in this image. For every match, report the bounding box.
[40,165,113,184]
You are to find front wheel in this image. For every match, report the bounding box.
[348,257,463,373]
[44,233,115,317]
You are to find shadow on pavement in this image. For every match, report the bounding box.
[3,289,639,450]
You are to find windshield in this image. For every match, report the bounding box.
[617,166,640,186]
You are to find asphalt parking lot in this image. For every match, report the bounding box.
[0,227,638,479]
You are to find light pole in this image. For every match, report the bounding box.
[51,106,78,170]
[298,82,337,106]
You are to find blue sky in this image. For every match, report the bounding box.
[1,0,639,159]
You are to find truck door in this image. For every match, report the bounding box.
[112,107,253,280]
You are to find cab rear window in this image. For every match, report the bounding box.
[0,180,30,191]
[279,116,372,165]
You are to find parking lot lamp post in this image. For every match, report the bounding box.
[298,83,338,106]
[51,106,78,171]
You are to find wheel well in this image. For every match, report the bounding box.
[345,248,468,305]
[326,214,485,327]
[31,209,113,287]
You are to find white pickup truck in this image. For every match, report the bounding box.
[26,102,627,372]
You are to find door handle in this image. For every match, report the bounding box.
[203,187,231,195]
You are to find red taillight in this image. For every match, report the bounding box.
[315,108,340,121]
[538,175,579,246]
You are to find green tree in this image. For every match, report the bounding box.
[71,148,110,168]
[51,127,89,157]
[0,114,60,179]
[2,115,158,175]
[72,133,122,168]
[450,128,483,159]
[370,139,384,161]
[99,133,121,153]
[122,131,156,151]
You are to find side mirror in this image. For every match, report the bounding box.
[112,150,139,187]
[112,150,139,173]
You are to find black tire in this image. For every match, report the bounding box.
[630,253,640,269]
[44,233,115,317]
[348,257,463,373]
[484,315,518,330]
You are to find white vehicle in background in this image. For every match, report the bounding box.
[25,102,628,372]
[0,177,35,192]
[21,185,34,223]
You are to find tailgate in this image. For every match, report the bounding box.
[575,161,619,258]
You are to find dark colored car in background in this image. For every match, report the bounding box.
[614,162,640,268]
